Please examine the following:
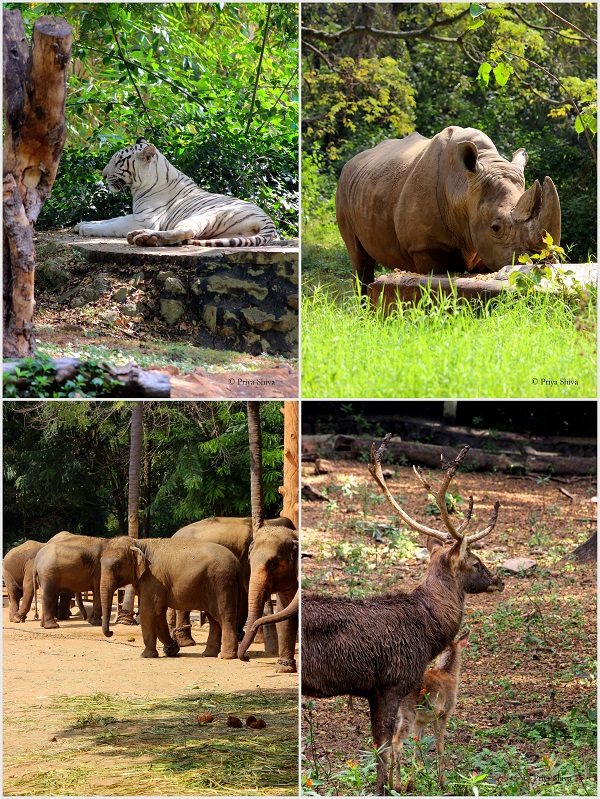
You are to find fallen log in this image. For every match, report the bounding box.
[347,437,596,476]
[3,357,170,398]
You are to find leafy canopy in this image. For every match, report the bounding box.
[10,3,299,235]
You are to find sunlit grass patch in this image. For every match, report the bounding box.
[302,283,597,399]
[4,691,298,796]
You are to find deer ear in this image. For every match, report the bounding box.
[426,537,443,554]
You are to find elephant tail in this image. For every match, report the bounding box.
[33,565,39,621]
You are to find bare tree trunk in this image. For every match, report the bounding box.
[247,401,264,535]
[279,401,299,529]
[142,429,151,539]
[118,401,143,624]
[564,532,596,563]
[127,402,143,539]
[3,11,71,357]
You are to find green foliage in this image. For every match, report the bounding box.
[302,281,597,399]
[2,401,286,549]
[3,355,121,398]
[10,3,298,235]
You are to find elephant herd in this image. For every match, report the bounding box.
[2,517,298,672]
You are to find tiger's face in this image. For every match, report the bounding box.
[102,138,158,193]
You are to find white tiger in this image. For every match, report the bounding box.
[76,138,277,247]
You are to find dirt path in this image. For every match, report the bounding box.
[3,604,298,795]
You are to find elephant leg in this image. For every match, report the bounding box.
[75,593,88,621]
[156,610,180,657]
[237,589,249,641]
[172,610,196,647]
[7,584,23,622]
[88,590,102,626]
[262,599,279,655]
[57,592,71,620]
[138,602,159,658]
[202,613,222,658]
[40,585,60,629]
[275,617,298,673]
[216,607,239,660]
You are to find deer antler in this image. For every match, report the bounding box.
[368,435,500,545]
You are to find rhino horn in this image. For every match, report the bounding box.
[512,180,542,222]
[512,176,561,246]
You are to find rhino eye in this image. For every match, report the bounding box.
[491,222,502,234]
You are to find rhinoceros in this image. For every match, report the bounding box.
[335,126,561,295]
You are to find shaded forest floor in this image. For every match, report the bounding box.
[301,455,597,796]
[32,232,298,398]
[3,605,298,796]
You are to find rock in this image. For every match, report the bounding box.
[206,275,268,301]
[164,277,186,295]
[100,311,119,324]
[122,303,139,317]
[37,258,71,289]
[112,286,130,302]
[242,307,277,331]
[286,293,299,310]
[160,299,185,325]
[158,270,175,281]
[501,557,537,573]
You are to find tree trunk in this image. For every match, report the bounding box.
[3,11,72,357]
[127,402,143,539]
[564,532,596,563]
[247,401,264,535]
[119,402,143,623]
[279,401,299,528]
[142,431,151,538]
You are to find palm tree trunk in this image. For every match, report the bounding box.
[247,401,264,535]
[118,401,143,623]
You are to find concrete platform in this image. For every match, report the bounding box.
[368,263,597,315]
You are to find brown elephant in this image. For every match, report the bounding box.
[249,589,298,633]
[237,524,298,673]
[4,534,88,624]
[169,516,295,651]
[100,536,243,659]
[33,534,107,628]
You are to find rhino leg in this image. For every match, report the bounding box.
[345,233,376,297]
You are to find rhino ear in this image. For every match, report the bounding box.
[511,148,528,171]
[457,141,479,174]
[513,180,542,222]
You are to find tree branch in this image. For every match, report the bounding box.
[302,7,472,44]
[246,3,272,136]
[497,47,597,168]
[539,3,597,45]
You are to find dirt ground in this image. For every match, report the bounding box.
[31,231,299,399]
[300,455,597,794]
[3,603,298,795]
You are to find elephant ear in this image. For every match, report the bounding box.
[130,546,148,580]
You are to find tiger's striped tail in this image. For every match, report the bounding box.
[189,232,276,248]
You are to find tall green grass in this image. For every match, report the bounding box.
[302,284,597,398]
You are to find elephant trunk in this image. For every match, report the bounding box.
[100,573,116,638]
[251,589,299,633]
[238,563,272,660]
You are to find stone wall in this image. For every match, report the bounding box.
[55,237,298,357]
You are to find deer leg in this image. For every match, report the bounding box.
[432,716,449,786]
[390,696,416,793]
[369,688,403,795]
